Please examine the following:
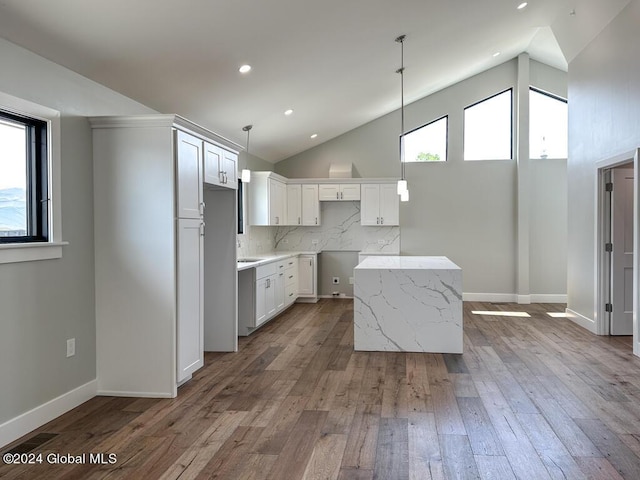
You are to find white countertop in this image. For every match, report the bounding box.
[237,251,317,271]
[355,255,461,271]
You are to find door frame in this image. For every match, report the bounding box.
[595,149,639,354]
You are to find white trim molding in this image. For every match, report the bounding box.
[0,380,96,449]
[565,308,597,334]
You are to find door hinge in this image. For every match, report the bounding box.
[606,182,613,192]
[605,303,613,313]
[605,243,613,252]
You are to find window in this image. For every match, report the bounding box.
[0,110,48,243]
[529,88,567,159]
[464,89,512,160]
[402,116,447,162]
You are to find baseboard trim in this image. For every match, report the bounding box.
[462,293,518,303]
[0,379,97,449]
[565,308,597,334]
[96,390,175,398]
[318,295,353,300]
[530,294,567,303]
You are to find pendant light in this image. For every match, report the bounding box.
[396,34,409,202]
[241,125,252,183]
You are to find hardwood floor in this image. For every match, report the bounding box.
[2,300,640,479]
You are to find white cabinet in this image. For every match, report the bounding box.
[90,114,239,398]
[361,183,399,226]
[297,254,318,303]
[255,263,277,326]
[287,184,320,226]
[284,257,298,307]
[275,260,286,312]
[249,172,288,226]
[204,141,237,189]
[176,218,204,383]
[176,131,203,219]
[319,184,360,201]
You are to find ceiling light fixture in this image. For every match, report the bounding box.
[239,64,252,74]
[517,2,528,10]
[241,125,252,183]
[396,34,409,202]
[284,109,293,116]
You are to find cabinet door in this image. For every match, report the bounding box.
[318,184,340,201]
[360,184,381,226]
[301,184,320,225]
[264,275,277,323]
[379,184,399,225]
[269,179,287,225]
[221,150,238,189]
[255,277,268,326]
[176,218,204,383]
[298,255,315,296]
[176,130,203,219]
[275,269,286,312]
[287,184,302,225]
[203,141,223,187]
[340,184,361,201]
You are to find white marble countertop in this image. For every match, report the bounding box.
[355,255,461,271]
[237,251,317,271]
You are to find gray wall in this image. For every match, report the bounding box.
[0,38,154,426]
[276,59,568,298]
[567,0,640,324]
[318,251,359,297]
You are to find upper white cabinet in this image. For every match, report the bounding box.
[204,141,238,189]
[361,183,399,226]
[249,172,288,226]
[319,184,360,201]
[176,131,204,219]
[287,183,320,226]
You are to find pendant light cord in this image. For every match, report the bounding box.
[396,35,406,182]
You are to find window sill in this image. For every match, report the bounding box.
[0,242,68,264]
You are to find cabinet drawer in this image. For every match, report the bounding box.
[285,283,297,303]
[256,262,277,279]
[285,270,297,287]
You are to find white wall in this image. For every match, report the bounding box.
[276,59,568,300]
[0,38,154,442]
[566,0,640,329]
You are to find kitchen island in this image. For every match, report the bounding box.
[354,256,462,353]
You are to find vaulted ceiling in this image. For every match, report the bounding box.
[0,0,630,162]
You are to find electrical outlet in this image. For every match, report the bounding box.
[349,277,354,285]
[311,239,319,245]
[332,277,340,284]
[282,239,288,244]
[66,338,75,358]
[378,239,385,245]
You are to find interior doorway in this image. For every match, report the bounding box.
[597,150,638,351]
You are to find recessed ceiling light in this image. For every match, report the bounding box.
[239,65,252,74]
[517,2,528,9]
[284,109,294,116]
[493,52,501,57]
[310,134,318,139]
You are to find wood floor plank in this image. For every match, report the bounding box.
[439,434,480,480]
[301,434,348,480]
[373,418,409,480]
[407,412,443,480]
[474,455,516,480]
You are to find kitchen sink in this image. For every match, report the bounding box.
[237,258,261,263]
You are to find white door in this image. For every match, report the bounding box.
[222,150,238,189]
[176,218,204,382]
[611,166,634,335]
[340,184,361,201]
[298,255,315,296]
[203,142,223,187]
[360,184,380,226]
[379,184,400,225]
[301,184,320,225]
[176,131,203,219]
[287,184,302,225]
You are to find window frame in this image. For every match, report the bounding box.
[0,91,65,264]
[401,114,448,163]
[528,86,568,160]
[463,88,513,161]
[0,110,49,243]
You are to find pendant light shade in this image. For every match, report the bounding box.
[396,34,409,202]
[241,125,252,183]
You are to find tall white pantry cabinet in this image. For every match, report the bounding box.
[90,115,241,398]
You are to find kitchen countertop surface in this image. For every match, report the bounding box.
[355,255,461,271]
[237,252,317,271]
